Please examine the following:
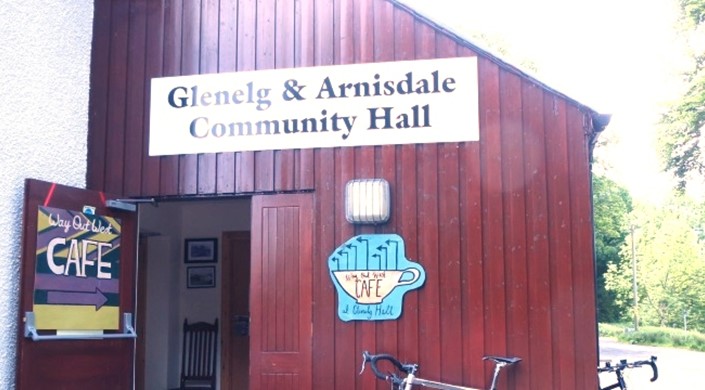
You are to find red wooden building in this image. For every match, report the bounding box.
[16,0,607,389]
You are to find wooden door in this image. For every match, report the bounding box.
[16,179,138,389]
[250,194,313,389]
[221,231,251,390]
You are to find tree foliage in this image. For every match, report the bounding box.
[593,174,633,322]
[659,76,705,192]
[658,0,705,191]
[605,195,705,331]
[659,0,705,191]
[680,0,705,27]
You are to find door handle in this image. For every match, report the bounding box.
[233,315,249,336]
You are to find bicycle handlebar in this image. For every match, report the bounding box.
[598,356,658,382]
[360,351,416,384]
[638,356,658,382]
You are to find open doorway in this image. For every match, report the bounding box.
[221,231,250,389]
[135,198,251,390]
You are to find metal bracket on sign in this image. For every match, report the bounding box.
[24,312,137,341]
[106,198,157,212]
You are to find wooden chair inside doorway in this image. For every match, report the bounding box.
[177,318,219,390]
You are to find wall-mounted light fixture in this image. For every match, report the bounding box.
[345,178,391,224]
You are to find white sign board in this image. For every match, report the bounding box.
[149,57,479,156]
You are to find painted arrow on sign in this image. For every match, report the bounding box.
[34,274,119,293]
[47,289,109,310]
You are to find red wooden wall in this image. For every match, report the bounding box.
[87,0,602,388]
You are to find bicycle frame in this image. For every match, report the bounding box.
[361,351,521,390]
[599,367,627,390]
[400,358,515,390]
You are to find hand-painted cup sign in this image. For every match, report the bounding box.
[33,206,121,330]
[328,234,425,321]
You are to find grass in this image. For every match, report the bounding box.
[599,323,705,352]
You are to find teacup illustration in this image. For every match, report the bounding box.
[328,233,426,321]
[332,268,421,304]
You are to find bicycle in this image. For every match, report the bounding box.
[598,356,658,390]
[360,351,521,390]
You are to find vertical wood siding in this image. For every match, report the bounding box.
[87,0,600,388]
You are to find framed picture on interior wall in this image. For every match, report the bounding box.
[184,238,218,263]
[187,266,216,289]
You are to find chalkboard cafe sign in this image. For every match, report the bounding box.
[33,206,121,331]
[149,57,479,156]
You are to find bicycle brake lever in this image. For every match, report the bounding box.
[360,353,368,375]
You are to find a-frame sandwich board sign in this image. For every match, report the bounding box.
[16,179,138,389]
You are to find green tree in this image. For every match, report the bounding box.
[658,0,705,191]
[606,195,705,331]
[593,174,633,322]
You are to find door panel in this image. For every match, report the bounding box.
[250,194,313,390]
[16,179,138,389]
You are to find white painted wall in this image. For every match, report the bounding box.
[179,200,250,323]
[144,236,173,390]
[139,202,183,388]
[0,0,93,385]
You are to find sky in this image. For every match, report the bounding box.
[400,0,691,203]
